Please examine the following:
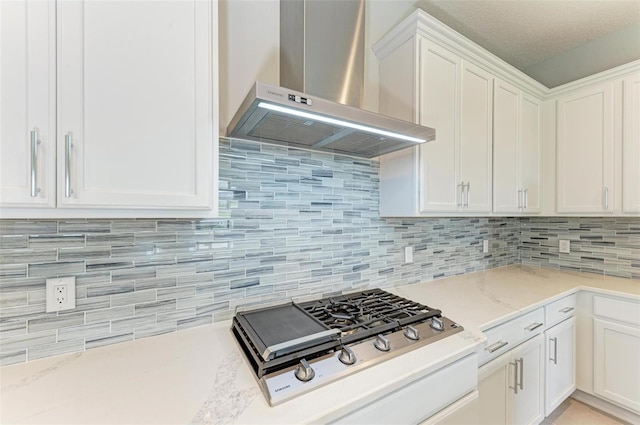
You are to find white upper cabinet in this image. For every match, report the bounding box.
[376,34,493,216]
[459,62,493,213]
[417,40,461,213]
[1,0,218,215]
[493,79,541,214]
[520,94,542,213]
[623,74,640,213]
[0,0,56,208]
[374,10,551,217]
[556,81,618,214]
[493,79,520,213]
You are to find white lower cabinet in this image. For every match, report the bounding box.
[575,293,640,420]
[479,334,545,425]
[420,390,479,425]
[331,354,478,425]
[591,295,640,413]
[593,318,640,413]
[545,317,576,415]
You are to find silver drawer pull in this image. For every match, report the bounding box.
[65,133,73,198]
[550,337,558,365]
[525,322,543,331]
[559,307,574,314]
[518,357,524,390]
[30,129,41,197]
[464,182,470,207]
[485,340,508,353]
[509,360,519,394]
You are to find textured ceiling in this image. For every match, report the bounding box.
[414,0,640,87]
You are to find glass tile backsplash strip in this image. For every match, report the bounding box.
[519,217,639,278]
[2,138,637,366]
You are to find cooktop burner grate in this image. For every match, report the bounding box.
[298,288,442,343]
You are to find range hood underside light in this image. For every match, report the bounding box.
[227,82,436,159]
[257,102,428,144]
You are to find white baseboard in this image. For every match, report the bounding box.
[571,390,640,424]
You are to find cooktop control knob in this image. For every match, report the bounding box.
[404,325,420,341]
[430,317,445,331]
[294,359,315,382]
[338,346,357,365]
[374,334,391,352]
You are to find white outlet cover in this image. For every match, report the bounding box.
[483,240,489,253]
[404,246,413,263]
[559,240,571,254]
[46,277,76,312]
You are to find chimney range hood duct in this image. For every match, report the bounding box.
[226,0,436,159]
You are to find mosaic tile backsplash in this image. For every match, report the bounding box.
[0,138,637,366]
[520,217,640,279]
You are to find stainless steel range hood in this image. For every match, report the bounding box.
[226,0,435,159]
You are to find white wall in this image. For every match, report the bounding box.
[218,0,280,135]
[363,0,422,113]
[218,0,424,135]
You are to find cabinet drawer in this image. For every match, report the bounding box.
[480,308,544,365]
[545,294,577,327]
[331,354,478,424]
[594,296,640,326]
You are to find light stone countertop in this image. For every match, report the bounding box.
[1,265,638,425]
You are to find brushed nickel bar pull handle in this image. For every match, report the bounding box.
[457,182,463,207]
[30,129,41,197]
[524,189,528,209]
[65,133,73,198]
[604,187,609,210]
[518,357,524,390]
[525,322,543,332]
[464,182,470,207]
[485,340,508,353]
[550,337,558,365]
[559,307,574,314]
[510,361,518,394]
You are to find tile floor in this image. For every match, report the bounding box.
[542,398,626,425]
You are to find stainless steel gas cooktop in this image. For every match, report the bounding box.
[231,288,463,406]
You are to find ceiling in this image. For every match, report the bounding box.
[414,0,640,88]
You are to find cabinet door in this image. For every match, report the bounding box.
[520,94,541,213]
[594,318,640,412]
[57,0,215,209]
[545,317,576,416]
[460,62,493,212]
[623,74,640,213]
[418,40,461,212]
[556,82,616,213]
[493,79,520,213]
[0,0,56,207]
[478,360,509,425]
[511,335,544,425]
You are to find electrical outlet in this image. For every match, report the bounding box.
[483,240,489,254]
[404,246,413,264]
[46,277,76,312]
[559,240,571,254]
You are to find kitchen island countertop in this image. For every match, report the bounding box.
[1,265,638,424]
